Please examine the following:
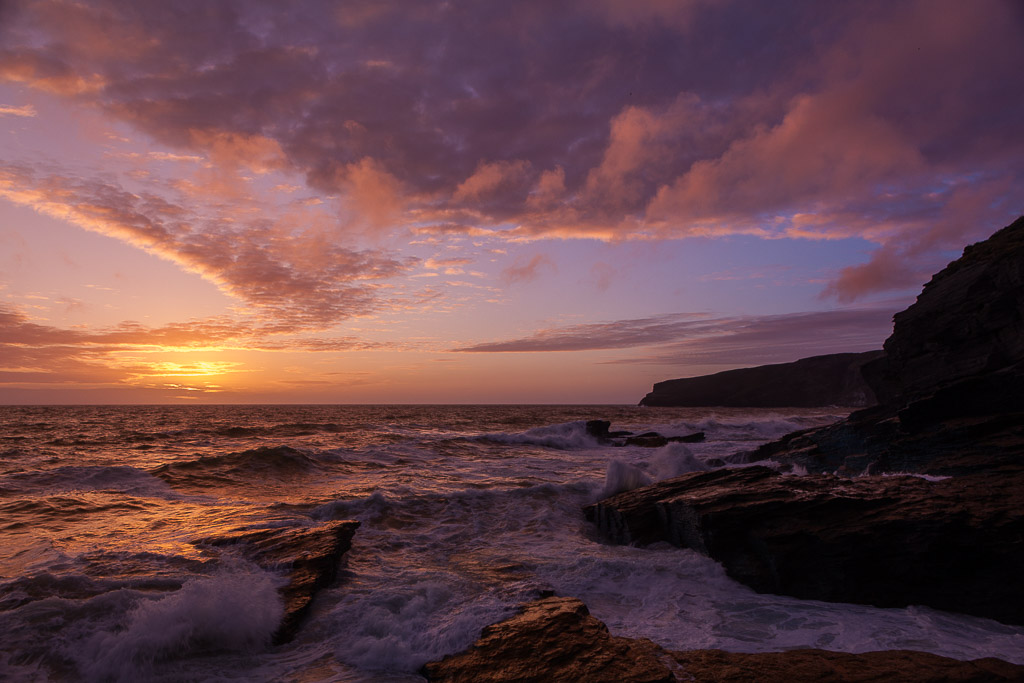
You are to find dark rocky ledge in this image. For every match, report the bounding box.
[586,419,706,447]
[587,218,1024,624]
[421,596,1024,682]
[192,519,360,643]
[585,466,1024,624]
[750,216,1024,476]
[639,351,882,408]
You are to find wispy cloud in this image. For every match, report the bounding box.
[0,104,36,117]
[500,254,555,285]
[455,308,897,366]
[0,163,412,329]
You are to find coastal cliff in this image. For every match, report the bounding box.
[588,216,1024,626]
[749,215,1024,475]
[639,351,882,408]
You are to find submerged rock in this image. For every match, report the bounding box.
[585,466,1024,624]
[422,596,1024,682]
[192,519,360,643]
[585,420,705,447]
[639,351,882,408]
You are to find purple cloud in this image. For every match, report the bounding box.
[0,0,1020,303]
[454,308,896,366]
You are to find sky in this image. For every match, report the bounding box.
[0,0,1021,404]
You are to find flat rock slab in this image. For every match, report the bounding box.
[422,596,1024,682]
[585,466,1024,624]
[192,519,360,643]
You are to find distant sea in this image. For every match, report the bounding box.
[2,405,1022,681]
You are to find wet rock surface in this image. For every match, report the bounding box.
[422,596,1024,682]
[585,466,1024,624]
[192,519,360,643]
[585,420,705,447]
[422,596,679,682]
[756,217,1024,476]
[639,351,882,408]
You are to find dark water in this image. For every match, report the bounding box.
[1,405,1021,681]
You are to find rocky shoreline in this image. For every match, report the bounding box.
[229,218,1024,678]
[423,217,1024,679]
[422,597,1024,682]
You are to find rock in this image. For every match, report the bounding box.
[864,216,1024,408]
[746,216,1024,476]
[639,351,882,408]
[192,519,360,643]
[624,433,669,447]
[586,420,633,440]
[585,466,1024,624]
[422,596,1024,682]
[586,420,704,447]
[671,649,1024,682]
[421,596,683,682]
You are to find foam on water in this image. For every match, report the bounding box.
[478,420,602,450]
[3,405,1024,680]
[75,565,283,682]
[602,443,711,496]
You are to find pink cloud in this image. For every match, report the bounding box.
[0,0,1019,304]
[500,254,555,285]
[455,308,896,366]
[453,160,532,203]
[0,163,411,329]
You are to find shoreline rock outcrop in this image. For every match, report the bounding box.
[639,351,882,408]
[585,466,1024,624]
[750,216,1024,476]
[422,596,1024,682]
[588,217,1024,625]
[585,420,705,447]
[191,519,360,644]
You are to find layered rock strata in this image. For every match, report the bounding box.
[422,596,1024,682]
[585,466,1024,624]
[753,216,1024,475]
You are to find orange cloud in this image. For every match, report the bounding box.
[453,160,532,203]
[500,254,555,285]
[0,163,411,329]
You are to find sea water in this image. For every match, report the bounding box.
[1,405,1021,682]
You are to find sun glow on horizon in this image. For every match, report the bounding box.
[1,1,1020,403]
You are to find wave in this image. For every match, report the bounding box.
[601,443,711,497]
[214,422,346,438]
[0,495,150,529]
[69,566,283,682]
[662,414,845,442]
[0,465,176,498]
[476,421,602,450]
[152,445,325,481]
[0,570,184,612]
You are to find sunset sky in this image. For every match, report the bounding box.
[1,0,1022,403]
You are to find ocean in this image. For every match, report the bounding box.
[2,404,1022,682]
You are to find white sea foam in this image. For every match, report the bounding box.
[602,443,711,497]
[76,566,283,682]
[4,405,1023,680]
[479,420,601,450]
